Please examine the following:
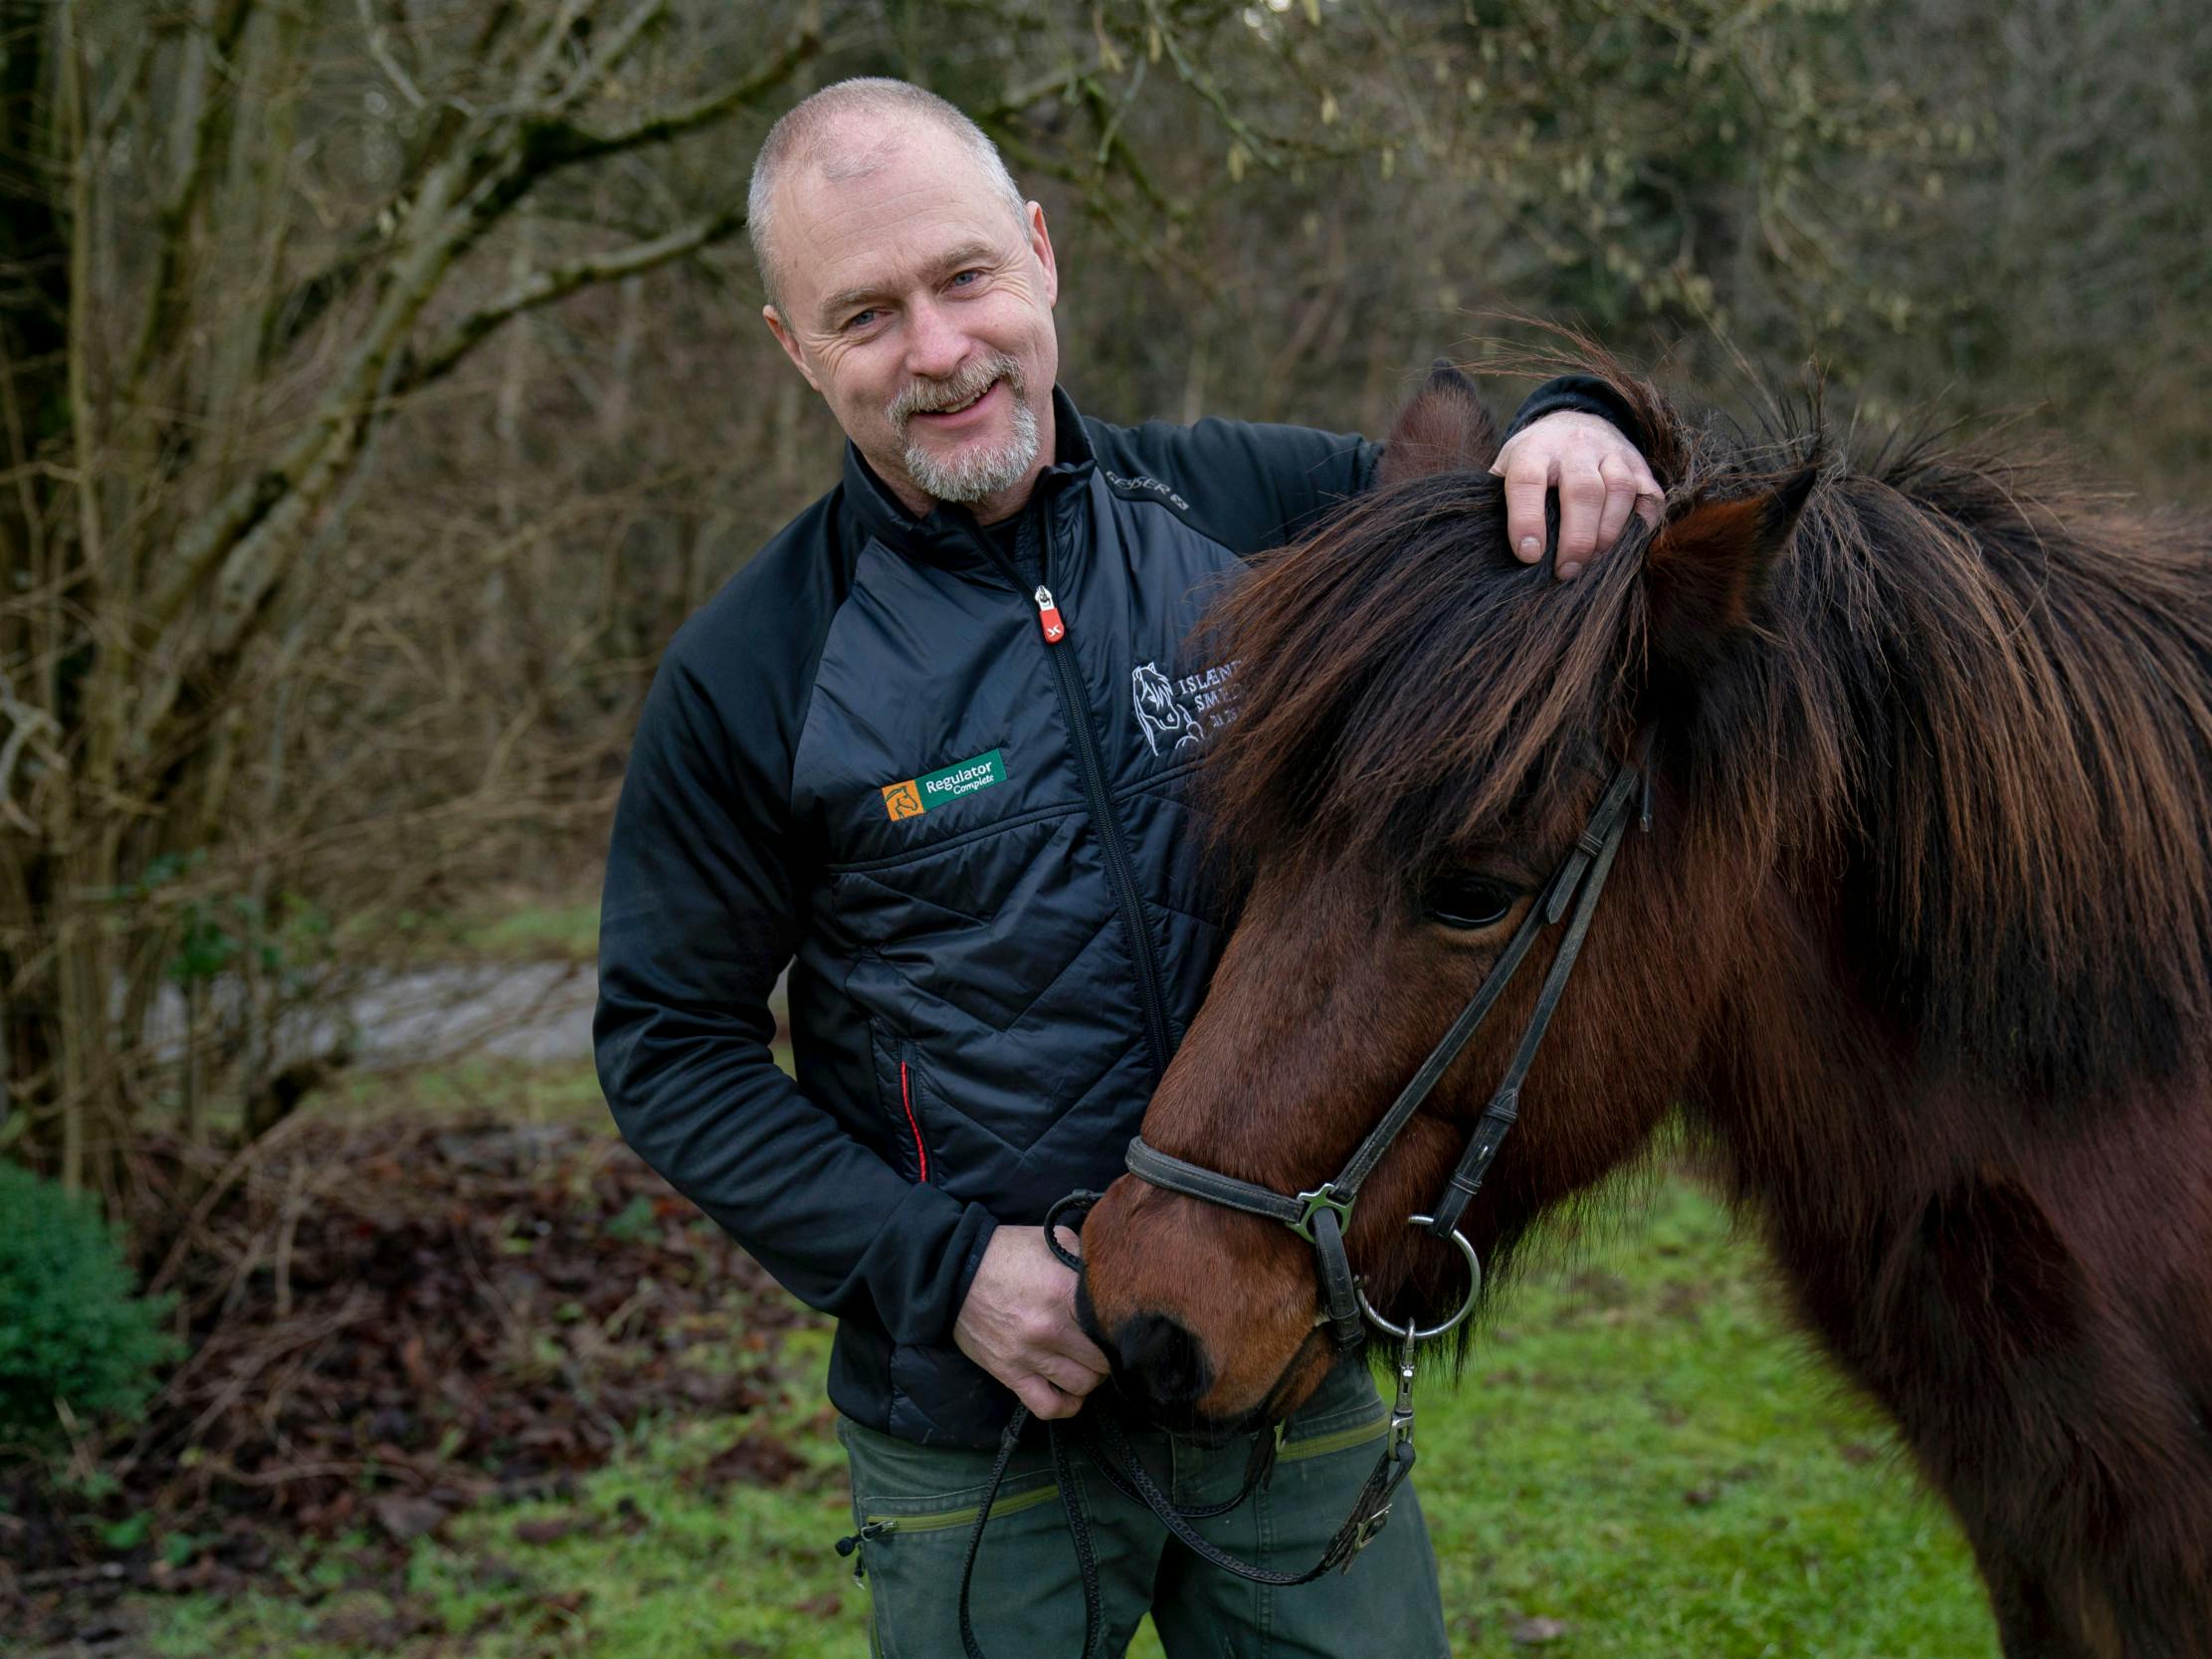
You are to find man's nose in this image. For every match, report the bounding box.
[903,295,968,381]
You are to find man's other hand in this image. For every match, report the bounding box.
[954,1225,1110,1420]
[1491,411,1663,580]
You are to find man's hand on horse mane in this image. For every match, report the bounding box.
[954,1224,1110,1421]
[1492,411,1665,581]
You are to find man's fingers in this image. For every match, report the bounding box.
[1501,453,1553,564]
[1050,1328,1112,1380]
[1555,462,1607,576]
[1013,1374,1083,1420]
[1593,456,1640,556]
[1032,1349,1106,1398]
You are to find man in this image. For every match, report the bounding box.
[595,78,1660,1656]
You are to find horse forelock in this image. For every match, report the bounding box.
[1200,357,2212,1097]
[1194,473,1649,880]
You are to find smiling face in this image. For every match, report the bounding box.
[760,116,1061,522]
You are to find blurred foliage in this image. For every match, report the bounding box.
[0,1161,182,1454]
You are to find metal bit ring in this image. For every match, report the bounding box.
[1354,1215,1482,1344]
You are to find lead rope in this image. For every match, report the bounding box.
[958,1191,1301,1659]
[954,1399,1317,1659]
[954,1324,1429,1658]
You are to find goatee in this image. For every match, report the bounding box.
[890,355,1042,505]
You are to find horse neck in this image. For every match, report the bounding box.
[1678,861,2209,1282]
[1679,878,1959,1252]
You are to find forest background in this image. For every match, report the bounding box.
[3,0,2206,1202]
[0,1,2207,1650]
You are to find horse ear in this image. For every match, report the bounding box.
[1377,359,1502,486]
[1643,466,1816,676]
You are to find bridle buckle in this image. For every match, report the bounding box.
[1290,1181,1354,1244]
[1344,1505,1394,1564]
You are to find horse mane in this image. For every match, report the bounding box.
[1199,350,2212,1094]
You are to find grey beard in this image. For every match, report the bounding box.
[902,392,1040,505]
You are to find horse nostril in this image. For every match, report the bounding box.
[1112,1313,1213,1410]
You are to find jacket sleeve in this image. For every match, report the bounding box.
[1114,416,1381,558]
[593,646,998,1346]
[1504,372,1653,454]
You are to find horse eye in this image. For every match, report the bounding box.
[1426,878,1517,931]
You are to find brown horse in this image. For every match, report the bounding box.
[1076,355,2212,1657]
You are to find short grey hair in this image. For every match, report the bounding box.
[747,78,1029,316]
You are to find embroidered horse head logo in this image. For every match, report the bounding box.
[1132,662,1205,758]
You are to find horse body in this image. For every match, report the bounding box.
[1697,906,2212,1655]
[1077,354,2212,1656]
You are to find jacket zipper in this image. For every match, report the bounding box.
[897,1048,930,1183]
[968,518,1175,1082]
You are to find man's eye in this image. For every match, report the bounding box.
[843,309,881,331]
[1426,878,1517,931]
[948,269,985,289]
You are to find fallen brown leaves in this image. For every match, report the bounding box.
[2,1113,814,1647]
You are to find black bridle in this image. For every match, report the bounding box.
[1125,754,1648,1352]
[948,757,1647,1658]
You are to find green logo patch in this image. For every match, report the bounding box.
[883,748,1006,820]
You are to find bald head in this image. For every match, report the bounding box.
[747,79,1028,314]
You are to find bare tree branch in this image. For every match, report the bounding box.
[137,18,819,762]
[514,0,601,101]
[401,206,746,393]
[123,0,258,392]
[546,0,670,116]
[257,2,525,368]
[527,22,819,171]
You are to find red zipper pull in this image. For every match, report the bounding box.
[1033,585,1067,644]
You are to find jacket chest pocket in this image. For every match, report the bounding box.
[871,1026,938,1185]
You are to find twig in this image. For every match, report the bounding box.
[272,1160,307,1319]
[357,0,427,109]
[144,1107,319,1299]
[546,0,669,116]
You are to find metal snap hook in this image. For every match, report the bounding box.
[1354,1214,1483,1345]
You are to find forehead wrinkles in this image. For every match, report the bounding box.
[775,121,1021,290]
[781,171,1017,321]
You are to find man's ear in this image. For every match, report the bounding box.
[1642,466,1817,678]
[1376,359,1502,486]
[1026,201,1059,308]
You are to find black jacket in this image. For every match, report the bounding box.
[595,377,1631,1448]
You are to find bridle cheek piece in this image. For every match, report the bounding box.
[1125,754,1646,1360]
[952,759,1647,1659]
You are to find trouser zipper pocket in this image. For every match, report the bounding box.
[836,1518,896,1583]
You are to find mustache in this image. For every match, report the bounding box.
[887,354,1023,426]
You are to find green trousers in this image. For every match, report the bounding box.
[836,1359,1450,1659]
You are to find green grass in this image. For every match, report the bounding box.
[340,894,601,965]
[1417,1180,1994,1656]
[133,1158,1996,1658]
[444,900,599,963]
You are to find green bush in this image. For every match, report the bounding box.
[0,1161,183,1455]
